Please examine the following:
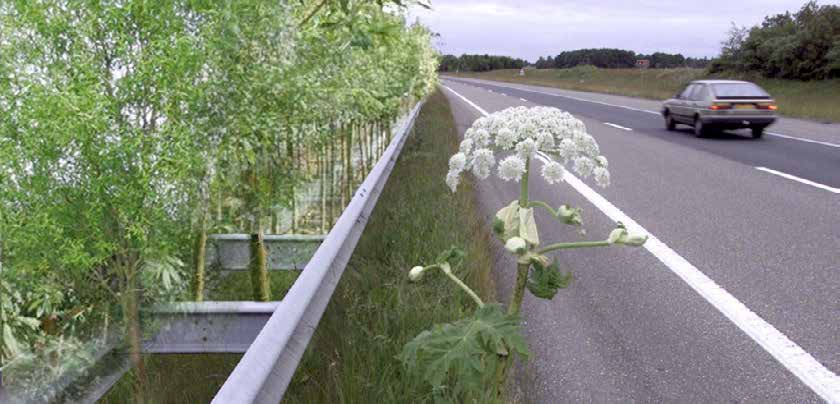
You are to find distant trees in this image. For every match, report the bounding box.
[709,1,840,79]
[438,54,528,72]
[533,48,710,69]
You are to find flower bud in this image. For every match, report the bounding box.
[409,266,425,282]
[623,234,648,247]
[505,237,528,255]
[607,228,627,244]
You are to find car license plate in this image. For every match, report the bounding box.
[735,104,755,110]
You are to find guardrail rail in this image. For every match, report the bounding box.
[212,100,425,403]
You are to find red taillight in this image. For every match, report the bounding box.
[710,103,731,110]
[758,103,777,110]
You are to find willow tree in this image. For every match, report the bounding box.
[0,2,207,401]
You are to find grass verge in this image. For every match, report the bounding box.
[283,88,497,402]
[450,67,840,122]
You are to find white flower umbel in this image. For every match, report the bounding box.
[459,138,474,155]
[541,161,565,185]
[449,152,467,172]
[445,170,461,192]
[471,148,495,179]
[498,155,527,182]
[447,106,612,190]
[515,138,538,159]
[594,166,610,187]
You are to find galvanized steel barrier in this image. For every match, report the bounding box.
[212,100,425,403]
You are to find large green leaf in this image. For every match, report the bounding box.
[399,304,529,396]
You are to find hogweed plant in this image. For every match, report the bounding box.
[399,106,647,400]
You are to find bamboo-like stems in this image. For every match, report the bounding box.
[249,225,271,302]
[192,213,208,302]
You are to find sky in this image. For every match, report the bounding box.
[408,0,831,61]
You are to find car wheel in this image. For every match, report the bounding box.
[665,113,676,131]
[693,116,706,138]
[751,127,764,139]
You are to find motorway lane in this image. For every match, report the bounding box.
[445,77,840,191]
[439,78,838,402]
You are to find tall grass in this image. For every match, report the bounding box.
[451,67,840,122]
[283,89,497,402]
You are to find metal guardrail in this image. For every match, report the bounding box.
[212,100,425,403]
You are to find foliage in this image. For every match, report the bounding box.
[526,259,572,300]
[438,54,529,72]
[399,304,529,398]
[534,48,710,69]
[710,1,840,79]
[0,0,437,398]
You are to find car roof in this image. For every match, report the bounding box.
[690,79,753,85]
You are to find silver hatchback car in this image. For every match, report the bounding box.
[662,80,777,138]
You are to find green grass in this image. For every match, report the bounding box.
[450,67,840,122]
[283,89,497,402]
[98,354,243,404]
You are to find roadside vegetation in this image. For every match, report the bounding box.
[284,89,497,402]
[0,1,436,402]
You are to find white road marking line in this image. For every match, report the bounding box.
[755,167,840,194]
[604,122,633,131]
[520,97,528,102]
[442,83,840,403]
[442,84,489,115]
[500,92,507,96]
[446,79,840,149]
[767,132,840,149]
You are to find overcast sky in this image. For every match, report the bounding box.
[408,0,831,61]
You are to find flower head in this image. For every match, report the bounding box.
[541,161,565,184]
[498,155,526,182]
[445,170,460,192]
[515,138,538,159]
[471,148,495,179]
[449,152,467,172]
[444,106,610,192]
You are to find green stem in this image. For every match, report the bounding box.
[518,158,530,209]
[537,240,611,254]
[435,264,484,308]
[528,200,558,217]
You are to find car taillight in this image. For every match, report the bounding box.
[758,103,777,110]
[710,103,732,110]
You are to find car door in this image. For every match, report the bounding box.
[686,84,708,118]
[671,84,696,122]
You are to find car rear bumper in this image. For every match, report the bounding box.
[701,115,776,128]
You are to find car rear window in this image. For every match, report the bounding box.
[711,83,770,99]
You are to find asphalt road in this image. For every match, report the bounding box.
[439,77,839,403]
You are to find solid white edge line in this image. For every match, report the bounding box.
[755,167,840,194]
[442,82,840,403]
[767,132,840,149]
[520,97,529,102]
[604,122,633,131]
[445,78,840,148]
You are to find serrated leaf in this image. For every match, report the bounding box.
[526,260,572,299]
[398,304,529,395]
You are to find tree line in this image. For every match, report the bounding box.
[709,1,840,80]
[535,48,710,69]
[438,54,529,72]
